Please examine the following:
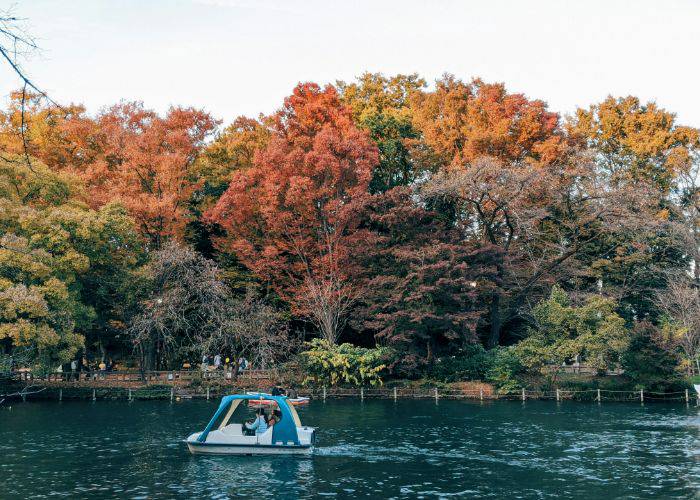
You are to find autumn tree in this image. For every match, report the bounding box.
[338,73,426,192]
[411,75,565,169]
[422,154,653,347]
[0,91,84,168]
[568,96,700,192]
[568,97,698,318]
[72,103,218,247]
[207,83,379,344]
[186,115,270,265]
[346,187,500,374]
[189,115,271,206]
[2,98,218,247]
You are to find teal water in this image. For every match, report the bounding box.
[0,398,698,498]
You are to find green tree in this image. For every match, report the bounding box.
[621,321,681,391]
[0,155,141,370]
[516,286,630,378]
[338,73,426,192]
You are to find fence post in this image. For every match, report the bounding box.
[556,388,560,402]
[323,386,326,401]
[360,387,364,401]
[521,388,526,401]
[434,387,438,402]
[92,389,96,401]
[393,386,397,401]
[640,389,644,403]
[686,389,689,405]
[597,389,601,403]
[206,387,210,400]
[480,388,484,401]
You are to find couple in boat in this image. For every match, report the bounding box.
[244,408,281,436]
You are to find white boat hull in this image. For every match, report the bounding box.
[186,441,313,455]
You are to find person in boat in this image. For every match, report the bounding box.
[244,408,268,435]
[267,409,281,428]
[287,387,298,399]
[271,383,286,396]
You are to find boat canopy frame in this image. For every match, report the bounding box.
[197,394,302,445]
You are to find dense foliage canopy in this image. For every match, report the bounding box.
[1,72,699,387]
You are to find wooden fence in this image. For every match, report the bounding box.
[1,382,696,405]
[9,368,278,384]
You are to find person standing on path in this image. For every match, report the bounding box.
[201,353,209,377]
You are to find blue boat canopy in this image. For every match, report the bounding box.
[197,394,302,445]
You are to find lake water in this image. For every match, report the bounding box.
[0,398,698,498]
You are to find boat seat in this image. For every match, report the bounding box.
[257,427,273,445]
[222,423,243,435]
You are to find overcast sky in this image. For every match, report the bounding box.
[2,0,699,127]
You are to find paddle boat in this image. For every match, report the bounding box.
[248,396,310,407]
[185,394,316,455]
[245,391,310,407]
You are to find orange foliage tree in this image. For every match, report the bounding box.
[70,103,218,247]
[411,75,565,168]
[1,95,217,248]
[207,83,379,343]
[0,91,85,168]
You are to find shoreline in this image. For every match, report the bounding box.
[1,382,695,405]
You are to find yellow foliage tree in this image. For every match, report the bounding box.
[568,96,700,191]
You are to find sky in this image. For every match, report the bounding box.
[2,0,699,127]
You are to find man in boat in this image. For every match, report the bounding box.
[271,383,286,396]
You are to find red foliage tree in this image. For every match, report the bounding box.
[207,83,379,343]
[345,187,500,373]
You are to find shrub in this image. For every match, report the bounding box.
[299,338,389,387]
[622,321,682,391]
[485,347,524,393]
[426,344,493,382]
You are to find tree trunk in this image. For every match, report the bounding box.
[487,294,502,348]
